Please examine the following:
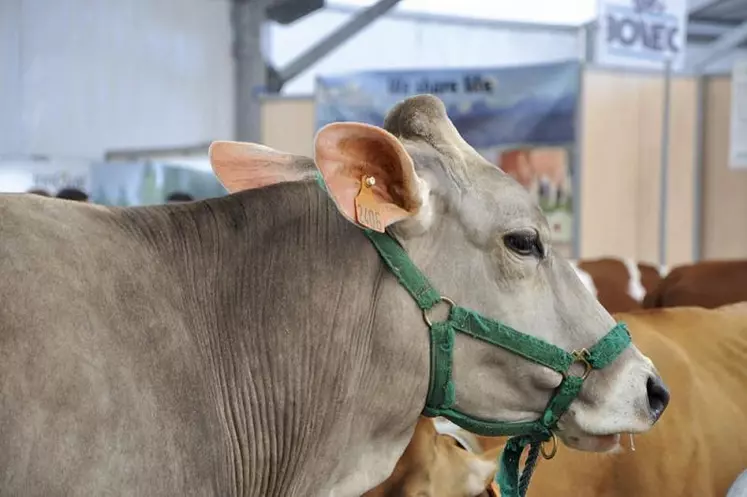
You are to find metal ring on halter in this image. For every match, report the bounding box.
[422,297,456,327]
[540,432,559,460]
[563,348,592,380]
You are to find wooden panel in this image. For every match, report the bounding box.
[580,70,643,259]
[580,70,697,265]
[261,97,316,157]
[702,77,747,260]
[636,75,665,264]
[665,78,697,266]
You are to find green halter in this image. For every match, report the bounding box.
[313,172,631,496]
[362,230,631,497]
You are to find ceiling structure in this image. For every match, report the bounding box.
[254,0,747,97]
[266,0,325,24]
[686,0,747,70]
[690,0,747,25]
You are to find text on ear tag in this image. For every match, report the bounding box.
[354,175,384,232]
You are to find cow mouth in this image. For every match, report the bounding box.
[556,415,647,454]
[559,431,628,454]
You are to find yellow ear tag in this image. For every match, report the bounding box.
[354,175,384,232]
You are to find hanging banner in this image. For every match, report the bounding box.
[730,57,747,170]
[315,61,580,248]
[595,0,688,71]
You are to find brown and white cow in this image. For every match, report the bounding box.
[643,259,747,309]
[569,257,666,313]
[374,304,747,497]
[0,95,667,496]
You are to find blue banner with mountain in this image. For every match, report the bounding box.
[315,60,580,150]
[315,60,581,252]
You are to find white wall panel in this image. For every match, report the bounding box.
[1,0,234,160]
[0,0,25,156]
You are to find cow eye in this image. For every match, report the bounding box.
[503,231,543,258]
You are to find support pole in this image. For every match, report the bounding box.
[658,59,672,267]
[692,76,707,261]
[232,0,268,143]
[572,62,585,260]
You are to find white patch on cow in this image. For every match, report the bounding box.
[433,417,482,454]
[658,264,669,278]
[567,260,598,297]
[622,258,646,302]
[465,458,498,496]
[434,418,497,496]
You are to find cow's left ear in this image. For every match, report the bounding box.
[209,141,313,193]
[314,122,428,233]
[461,451,499,497]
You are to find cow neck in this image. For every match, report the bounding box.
[313,172,631,497]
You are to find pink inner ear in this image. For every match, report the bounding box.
[209,141,310,193]
[314,122,422,228]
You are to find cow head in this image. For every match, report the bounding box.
[312,94,669,452]
[362,417,500,497]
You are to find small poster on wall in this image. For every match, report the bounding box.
[595,0,688,71]
[730,57,747,170]
[498,147,573,244]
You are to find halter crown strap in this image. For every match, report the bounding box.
[362,227,441,310]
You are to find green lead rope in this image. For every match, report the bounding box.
[312,172,631,497]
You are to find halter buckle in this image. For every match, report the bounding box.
[564,348,592,380]
[540,432,558,459]
[423,297,456,327]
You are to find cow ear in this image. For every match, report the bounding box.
[209,141,313,193]
[464,452,499,497]
[314,122,427,233]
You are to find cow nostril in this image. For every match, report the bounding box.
[646,375,670,422]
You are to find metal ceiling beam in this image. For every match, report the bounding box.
[270,0,402,91]
[688,0,724,15]
[689,19,747,70]
[266,0,324,24]
[688,19,735,37]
